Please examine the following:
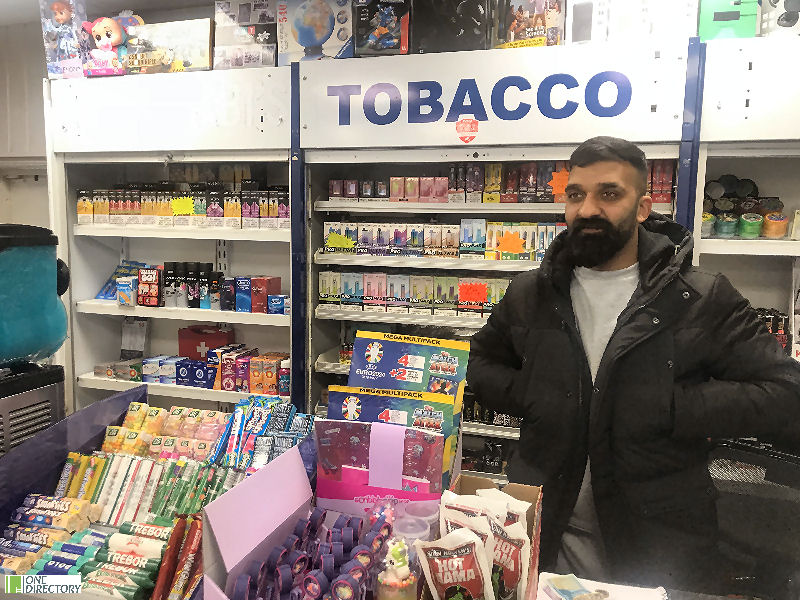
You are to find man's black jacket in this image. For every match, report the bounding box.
[466,213,800,589]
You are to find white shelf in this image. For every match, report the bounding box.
[76,299,291,326]
[315,199,672,215]
[74,225,291,242]
[304,144,681,164]
[314,251,538,272]
[315,305,487,329]
[76,373,249,404]
[461,422,520,440]
[461,470,508,485]
[698,238,800,256]
[315,199,568,214]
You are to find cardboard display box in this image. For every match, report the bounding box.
[439,473,544,600]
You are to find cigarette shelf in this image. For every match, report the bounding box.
[73,225,291,242]
[698,238,800,256]
[314,305,487,329]
[461,422,521,440]
[313,250,539,272]
[461,470,509,485]
[315,199,674,216]
[76,299,291,327]
[76,372,249,404]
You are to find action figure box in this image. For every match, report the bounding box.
[353,0,411,56]
[277,0,354,66]
[126,18,212,74]
[327,385,460,488]
[38,0,87,79]
[761,0,800,37]
[493,0,565,48]
[413,0,491,53]
[214,1,278,69]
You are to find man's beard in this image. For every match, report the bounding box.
[565,212,637,268]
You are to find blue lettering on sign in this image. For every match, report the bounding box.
[326,71,633,125]
[408,81,444,124]
[585,71,632,118]
[363,83,402,125]
[491,76,532,120]
[445,78,488,123]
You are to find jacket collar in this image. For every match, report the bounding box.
[541,212,694,298]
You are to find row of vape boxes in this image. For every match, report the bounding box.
[77,183,290,229]
[324,220,566,260]
[97,347,290,395]
[318,271,510,314]
[115,262,288,314]
[328,159,676,204]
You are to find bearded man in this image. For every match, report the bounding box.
[466,136,800,593]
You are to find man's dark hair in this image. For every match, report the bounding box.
[570,136,649,196]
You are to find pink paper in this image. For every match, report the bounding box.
[368,422,404,489]
[203,575,228,600]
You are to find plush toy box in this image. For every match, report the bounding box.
[82,14,144,77]
[126,18,213,74]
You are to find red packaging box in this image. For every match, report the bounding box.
[251,277,282,313]
[221,348,259,392]
[178,325,235,361]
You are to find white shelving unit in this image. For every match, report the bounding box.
[314,250,539,272]
[45,68,294,411]
[74,225,291,243]
[695,38,800,342]
[76,373,250,404]
[298,46,689,456]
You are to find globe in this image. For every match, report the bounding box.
[291,0,335,57]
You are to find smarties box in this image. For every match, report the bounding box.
[327,385,460,488]
[277,0,354,66]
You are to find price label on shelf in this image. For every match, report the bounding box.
[397,354,426,370]
[388,368,424,384]
[377,409,408,424]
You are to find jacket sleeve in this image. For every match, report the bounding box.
[672,274,800,441]
[466,278,525,417]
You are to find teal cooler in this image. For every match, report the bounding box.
[0,225,69,366]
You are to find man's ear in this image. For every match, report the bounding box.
[638,195,652,223]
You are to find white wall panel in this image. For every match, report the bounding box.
[0,22,47,158]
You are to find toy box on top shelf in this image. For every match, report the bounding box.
[214,1,278,69]
[276,0,355,66]
[492,0,565,48]
[761,0,800,37]
[412,0,491,54]
[81,12,144,77]
[698,0,759,41]
[126,18,213,74]
[353,0,411,56]
[38,0,87,79]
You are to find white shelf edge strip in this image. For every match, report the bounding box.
[315,360,350,375]
[315,306,487,329]
[314,251,538,272]
[461,470,508,484]
[76,373,250,403]
[76,299,291,326]
[698,238,800,256]
[314,200,673,215]
[74,225,291,242]
[461,422,521,440]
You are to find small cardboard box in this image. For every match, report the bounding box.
[430,473,544,600]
